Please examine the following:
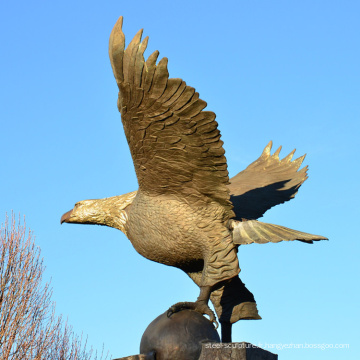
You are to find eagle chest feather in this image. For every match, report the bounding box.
[124,192,230,269]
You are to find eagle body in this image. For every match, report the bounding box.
[125,191,239,286]
[126,192,210,267]
[61,16,327,340]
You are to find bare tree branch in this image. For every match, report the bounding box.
[0,215,111,360]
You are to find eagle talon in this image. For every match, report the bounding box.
[167,301,192,317]
[167,301,218,328]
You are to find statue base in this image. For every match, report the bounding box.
[114,342,278,359]
[199,342,278,359]
[113,309,277,359]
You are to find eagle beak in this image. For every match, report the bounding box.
[61,209,73,224]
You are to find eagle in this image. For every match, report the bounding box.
[61,16,327,342]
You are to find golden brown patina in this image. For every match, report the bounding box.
[61,17,327,342]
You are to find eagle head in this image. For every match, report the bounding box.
[61,191,137,235]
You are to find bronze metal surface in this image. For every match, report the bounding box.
[61,16,327,342]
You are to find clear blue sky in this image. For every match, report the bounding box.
[1,1,359,359]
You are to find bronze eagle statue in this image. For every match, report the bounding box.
[61,17,327,342]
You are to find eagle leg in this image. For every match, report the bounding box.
[167,285,218,328]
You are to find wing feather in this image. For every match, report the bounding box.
[231,220,328,245]
[229,141,308,220]
[109,17,233,217]
[109,17,125,84]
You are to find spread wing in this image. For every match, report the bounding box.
[109,17,233,217]
[229,141,308,220]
